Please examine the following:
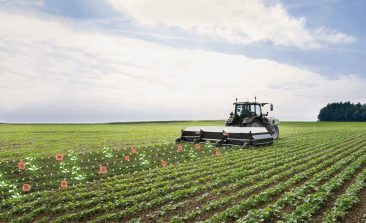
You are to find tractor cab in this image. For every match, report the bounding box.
[225,99,274,127]
[235,103,262,119]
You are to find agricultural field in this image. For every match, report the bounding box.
[1,121,366,222]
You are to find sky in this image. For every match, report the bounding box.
[0,0,365,123]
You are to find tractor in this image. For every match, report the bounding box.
[225,98,279,139]
[176,98,279,147]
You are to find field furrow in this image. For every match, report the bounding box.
[204,140,366,222]
[158,135,366,222]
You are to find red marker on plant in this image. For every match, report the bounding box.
[99,165,107,174]
[194,143,201,151]
[55,153,64,161]
[124,154,130,162]
[60,180,68,189]
[177,144,183,153]
[18,161,25,170]
[130,147,137,155]
[22,183,31,192]
[161,160,168,167]
[214,148,222,157]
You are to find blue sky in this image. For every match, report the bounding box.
[283,0,366,75]
[0,0,365,122]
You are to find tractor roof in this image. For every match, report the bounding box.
[236,102,271,106]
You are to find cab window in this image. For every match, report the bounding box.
[255,105,261,116]
[249,104,261,116]
[236,104,250,117]
[236,105,243,116]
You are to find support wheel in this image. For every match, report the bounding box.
[215,141,222,147]
[175,138,181,143]
[193,139,200,144]
[242,143,250,148]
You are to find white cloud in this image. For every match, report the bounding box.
[0,11,364,122]
[107,0,355,49]
[313,27,356,45]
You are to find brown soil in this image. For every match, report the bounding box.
[343,186,366,223]
[312,163,366,222]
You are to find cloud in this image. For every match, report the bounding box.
[0,11,365,122]
[313,27,356,45]
[107,0,355,49]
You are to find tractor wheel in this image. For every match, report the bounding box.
[270,125,279,139]
[249,120,263,127]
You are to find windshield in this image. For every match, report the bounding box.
[236,104,248,116]
[236,104,261,117]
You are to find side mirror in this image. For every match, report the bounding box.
[230,111,234,116]
[270,104,273,111]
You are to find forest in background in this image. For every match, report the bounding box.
[318,102,366,121]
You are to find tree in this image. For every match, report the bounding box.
[318,102,366,122]
[353,111,361,121]
[362,111,366,120]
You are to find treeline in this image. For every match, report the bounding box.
[318,102,366,121]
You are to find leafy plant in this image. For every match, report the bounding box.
[139,152,150,166]
[102,146,114,159]
[25,157,41,171]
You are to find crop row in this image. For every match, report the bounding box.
[282,152,366,222]
[1,142,312,222]
[1,138,300,211]
[2,132,364,221]
[2,130,365,222]
[2,128,340,210]
[237,143,366,222]
[322,168,366,222]
[85,138,349,223]
[147,133,366,222]
[204,139,366,222]
[0,143,227,199]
